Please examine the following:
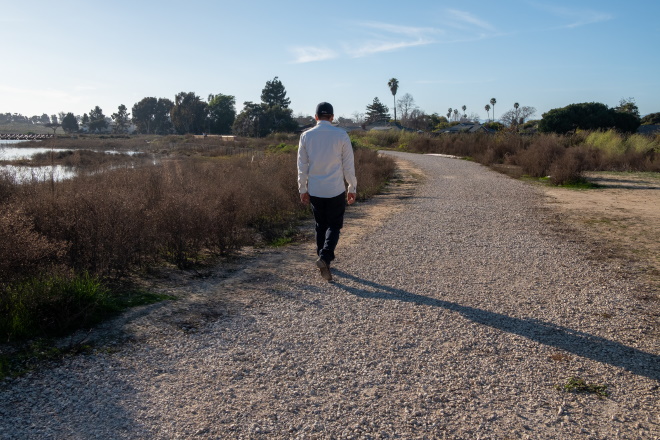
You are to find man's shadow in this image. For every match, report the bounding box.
[331,270,660,383]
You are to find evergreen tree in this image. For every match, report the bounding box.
[233,101,268,137]
[365,97,390,123]
[132,97,174,134]
[261,76,291,108]
[207,93,236,134]
[61,112,79,133]
[81,113,90,131]
[88,106,108,132]
[539,102,640,134]
[171,92,207,134]
[132,97,158,134]
[154,98,174,134]
[111,104,131,133]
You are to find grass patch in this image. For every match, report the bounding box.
[0,273,111,342]
[557,179,600,189]
[265,143,298,154]
[0,275,176,343]
[270,237,294,247]
[556,376,609,397]
[0,284,175,379]
[106,288,177,310]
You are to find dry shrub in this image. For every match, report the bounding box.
[405,135,436,153]
[513,135,565,177]
[0,209,64,283]
[354,149,396,199]
[24,172,156,274]
[363,130,404,149]
[549,147,586,185]
[0,170,17,204]
[0,142,399,280]
[8,153,308,273]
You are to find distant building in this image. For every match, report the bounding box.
[637,124,660,136]
[435,122,496,134]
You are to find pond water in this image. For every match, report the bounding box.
[0,147,72,160]
[0,165,77,183]
[0,142,143,182]
[0,145,140,160]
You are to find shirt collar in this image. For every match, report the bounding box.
[317,120,333,126]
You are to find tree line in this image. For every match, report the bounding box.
[1,77,298,137]
[2,76,652,136]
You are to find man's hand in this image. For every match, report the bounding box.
[347,192,356,205]
[300,192,310,205]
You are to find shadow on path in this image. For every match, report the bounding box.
[332,270,660,382]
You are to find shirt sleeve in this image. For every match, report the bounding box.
[297,136,309,194]
[342,134,357,194]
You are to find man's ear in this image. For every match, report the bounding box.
[314,115,320,121]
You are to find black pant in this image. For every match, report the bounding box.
[309,192,346,265]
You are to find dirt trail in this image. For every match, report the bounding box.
[0,153,658,439]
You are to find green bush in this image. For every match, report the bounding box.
[0,273,110,341]
[625,134,658,154]
[584,130,626,156]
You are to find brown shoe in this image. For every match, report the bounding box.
[315,258,332,282]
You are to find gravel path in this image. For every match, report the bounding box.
[1,152,658,439]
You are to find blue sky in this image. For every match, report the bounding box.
[1,0,658,122]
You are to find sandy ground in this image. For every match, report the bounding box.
[543,172,660,297]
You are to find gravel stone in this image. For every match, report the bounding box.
[0,152,658,439]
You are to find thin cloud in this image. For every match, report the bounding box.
[528,2,612,28]
[290,46,338,64]
[359,21,444,38]
[445,9,497,32]
[289,21,441,62]
[345,39,431,58]
[344,21,439,58]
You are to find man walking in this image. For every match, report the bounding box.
[297,102,357,282]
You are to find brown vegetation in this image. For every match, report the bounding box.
[350,130,660,185]
[0,136,395,342]
[0,138,395,335]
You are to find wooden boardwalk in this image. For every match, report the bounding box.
[0,133,54,140]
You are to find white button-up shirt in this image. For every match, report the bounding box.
[297,121,357,198]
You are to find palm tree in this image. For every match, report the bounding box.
[453,109,459,121]
[485,104,491,122]
[462,105,467,120]
[387,78,399,122]
[490,97,497,121]
[513,102,520,126]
